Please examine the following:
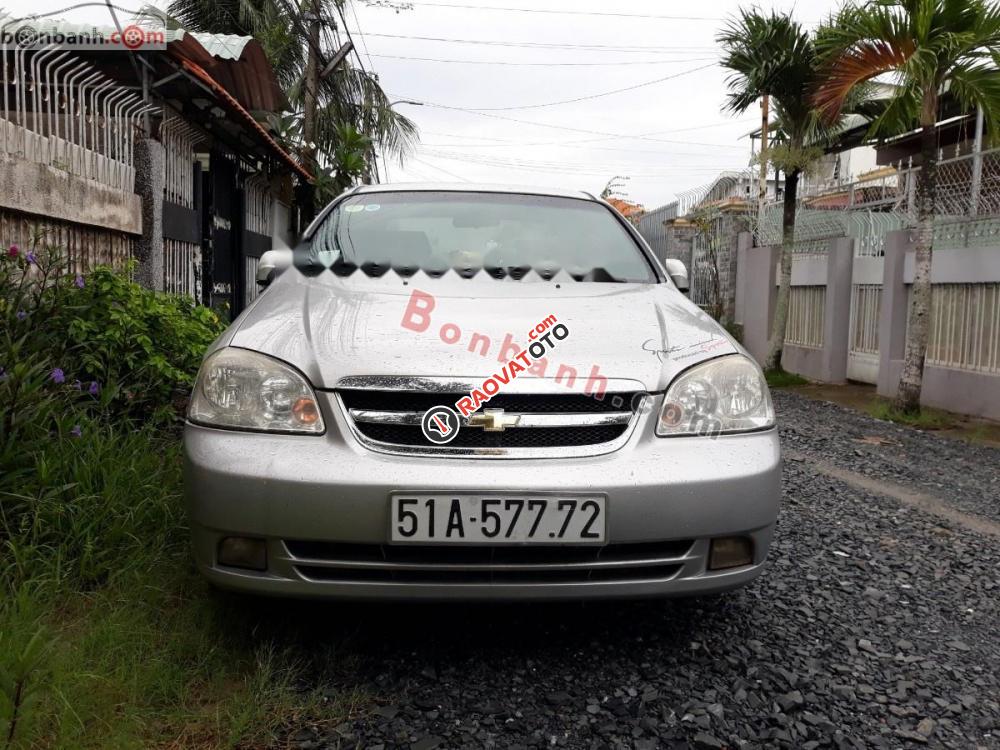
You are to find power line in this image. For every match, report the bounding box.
[361,32,718,53]
[419,149,737,173]
[329,4,368,73]
[410,156,472,182]
[414,152,738,178]
[422,142,747,158]
[405,103,748,149]
[386,2,724,21]
[417,117,757,145]
[347,0,375,71]
[365,53,719,67]
[435,63,716,111]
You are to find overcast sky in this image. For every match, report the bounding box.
[4,0,835,208]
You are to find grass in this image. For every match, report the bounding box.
[764,368,809,388]
[0,424,364,749]
[867,399,956,430]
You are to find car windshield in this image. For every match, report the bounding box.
[309,191,657,283]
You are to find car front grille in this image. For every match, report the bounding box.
[284,539,693,585]
[338,389,643,453]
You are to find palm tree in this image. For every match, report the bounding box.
[164,0,417,191]
[814,0,1000,413]
[718,10,822,372]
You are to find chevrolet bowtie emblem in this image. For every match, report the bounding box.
[467,409,521,432]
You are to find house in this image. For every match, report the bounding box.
[604,196,645,223]
[0,12,311,317]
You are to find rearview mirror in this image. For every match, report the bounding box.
[663,258,690,293]
[256,249,294,287]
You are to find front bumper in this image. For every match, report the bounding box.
[184,393,781,601]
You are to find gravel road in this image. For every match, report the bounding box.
[279,390,1000,750]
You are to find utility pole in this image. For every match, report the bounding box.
[301,0,321,171]
[299,0,322,222]
[757,94,769,228]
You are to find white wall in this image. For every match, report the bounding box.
[272,201,295,249]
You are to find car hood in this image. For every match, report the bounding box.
[226,271,740,392]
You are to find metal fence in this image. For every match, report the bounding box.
[162,114,199,208]
[793,147,1000,216]
[1,42,158,192]
[927,282,1000,375]
[785,286,826,349]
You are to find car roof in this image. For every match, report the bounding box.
[351,182,598,201]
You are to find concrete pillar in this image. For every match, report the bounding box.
[134,138,165,291]
[780,237,855,383]
[734,231,752,325]
[876,228,913,397]
[739,243,781,365]
[821,237,855,382]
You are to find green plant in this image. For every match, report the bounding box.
[0,611,51,749]
[718,9,824,372]
[159,0,418,204]
[689,207,726,322]
[1,244,222,589]
[815,0,1000,413]
[0,241,361,748]
[2,247,223,427]
[765,368,809,388]
[868,398,954,429]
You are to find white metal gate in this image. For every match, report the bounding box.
[846,284,881,383]
[844,218,897,384]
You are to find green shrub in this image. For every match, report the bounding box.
[2,248,224,426]
[0,244,220,589]
[765,368,809,388]
[0,244,352,749]
[868,398,955,429]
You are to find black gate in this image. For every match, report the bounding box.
[202,149,280,318]
[203,149,238,314]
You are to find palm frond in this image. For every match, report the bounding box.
[814,0,1000,141]
[814,38,915,122]
[814,2,917,123]
[947,61,1000,145]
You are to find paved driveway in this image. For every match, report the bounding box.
[277,391,1000,750]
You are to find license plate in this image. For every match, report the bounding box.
[390,494,606,544]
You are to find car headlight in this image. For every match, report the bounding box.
[189,348,324,433]
[656,354,774,437]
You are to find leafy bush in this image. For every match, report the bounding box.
[1,244,222,589]
[2,247,224,426]
[0,243,346,749]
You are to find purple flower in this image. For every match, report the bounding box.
[70,425,83,438]
[0,366,6,381]
[74,275,85,289]
[16,310,27,320]
[50,368,65,384]
[7,244,18,258]
[26,251,37,265]
[88,381,100,396]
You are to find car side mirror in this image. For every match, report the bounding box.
[256,249,294,287]
[663,259,690,293]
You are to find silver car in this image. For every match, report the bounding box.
[183,185,780,600]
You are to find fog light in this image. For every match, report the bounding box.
[218,537,267,571]
[708,536,753,570]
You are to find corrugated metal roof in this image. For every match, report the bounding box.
[0,11,304,179]
[167,30,287,112]
[0,13,285,112]
[187,32,254,60]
